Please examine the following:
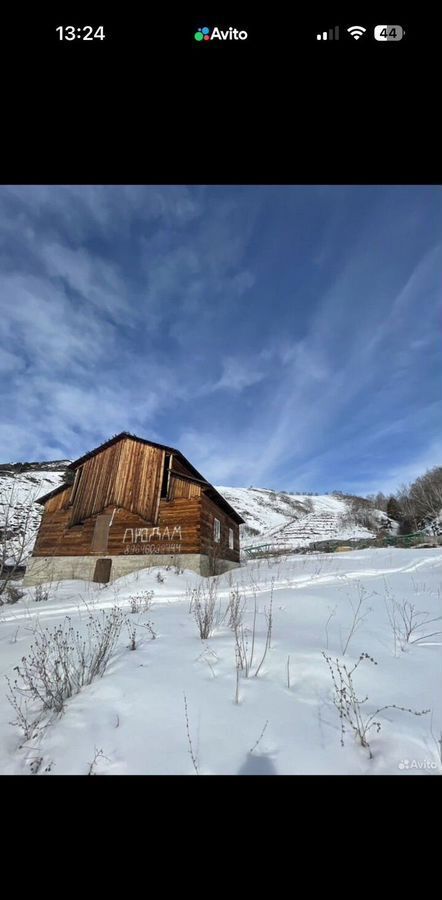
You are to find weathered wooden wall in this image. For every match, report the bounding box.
[44,486,72,514]
[32,437,241,564]
[70,439,164,525]
[200,493,240,564]
[168,477,201,500]
[33,498,202,558]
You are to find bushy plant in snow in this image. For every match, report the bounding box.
[189,581,222,640]
[1,583,25,605]
[322,651,430,759]
[34,584,49,603]
[7,607,125,727]
[129,590,154,614]
[383,588,442,654]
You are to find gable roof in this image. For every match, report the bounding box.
[37,432,245,523]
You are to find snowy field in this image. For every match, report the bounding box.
[1,547,441,775]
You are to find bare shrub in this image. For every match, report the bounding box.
[322,651,430,759]
[126,614,156,649]
[129,595,142,614]
[7,607,125,724]
[126,622,137,650]
[183,693,199,774]
[29,756,43,775]
[2,583,25,605]
[156,571,165,583]
[324,605,337,650]
[189,581,221,639]
[226,587,245,631]
[339,581,373,655]
[128,590,154,615]
[384,589,442,653]
[173,556,184,575]
[5,681,42,742]
[232,579,275,694]
[227,588,256,680]
[195,645,218,678]
[254,580,274,677]
[234,616,253,677]
[87,747,110,775]
[34,584,49,603]
[249,720,269,754]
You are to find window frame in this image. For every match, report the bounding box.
[213,517,221,543]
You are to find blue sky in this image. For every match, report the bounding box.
[0,185,440,495]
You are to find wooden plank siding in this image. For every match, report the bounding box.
[33,498,203,558]
[70,439,164,525]
[168,476,201,500]
[32,435,243,568]
[44,486,72,514]
[200,493,240,564]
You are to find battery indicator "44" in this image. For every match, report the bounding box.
[374,25,404,41]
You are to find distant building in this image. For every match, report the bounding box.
[24,432,244,585]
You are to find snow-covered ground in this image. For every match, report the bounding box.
[1,547,441,775]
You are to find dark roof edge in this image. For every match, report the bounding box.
[67,432,174,470]
[39,433,245,523]
[203,486,245,524]
[36,483,72,505]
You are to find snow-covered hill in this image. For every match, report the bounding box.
[0,459,396,564]
[216,486,395,550]
[0,462,69,564]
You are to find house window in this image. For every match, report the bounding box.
[229,528,234,550]
[214,518,221,543]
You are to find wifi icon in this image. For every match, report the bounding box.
[347,25,366,40]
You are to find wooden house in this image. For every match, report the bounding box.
[24,432,244,585]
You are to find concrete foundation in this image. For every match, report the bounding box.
[23,553,240,586]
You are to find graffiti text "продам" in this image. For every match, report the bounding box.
[123,526,182,544]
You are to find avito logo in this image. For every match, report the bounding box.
[194,26,248,42]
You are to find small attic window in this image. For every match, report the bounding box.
[214,518,221,543]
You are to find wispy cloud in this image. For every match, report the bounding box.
[0,185,440,495]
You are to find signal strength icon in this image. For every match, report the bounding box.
[347,25,366,40]
[316,26,339,40]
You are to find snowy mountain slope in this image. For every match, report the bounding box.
[260,509,375,549]
[216,486,395,549]
[214,487,313,535]
[0,462,69,563]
